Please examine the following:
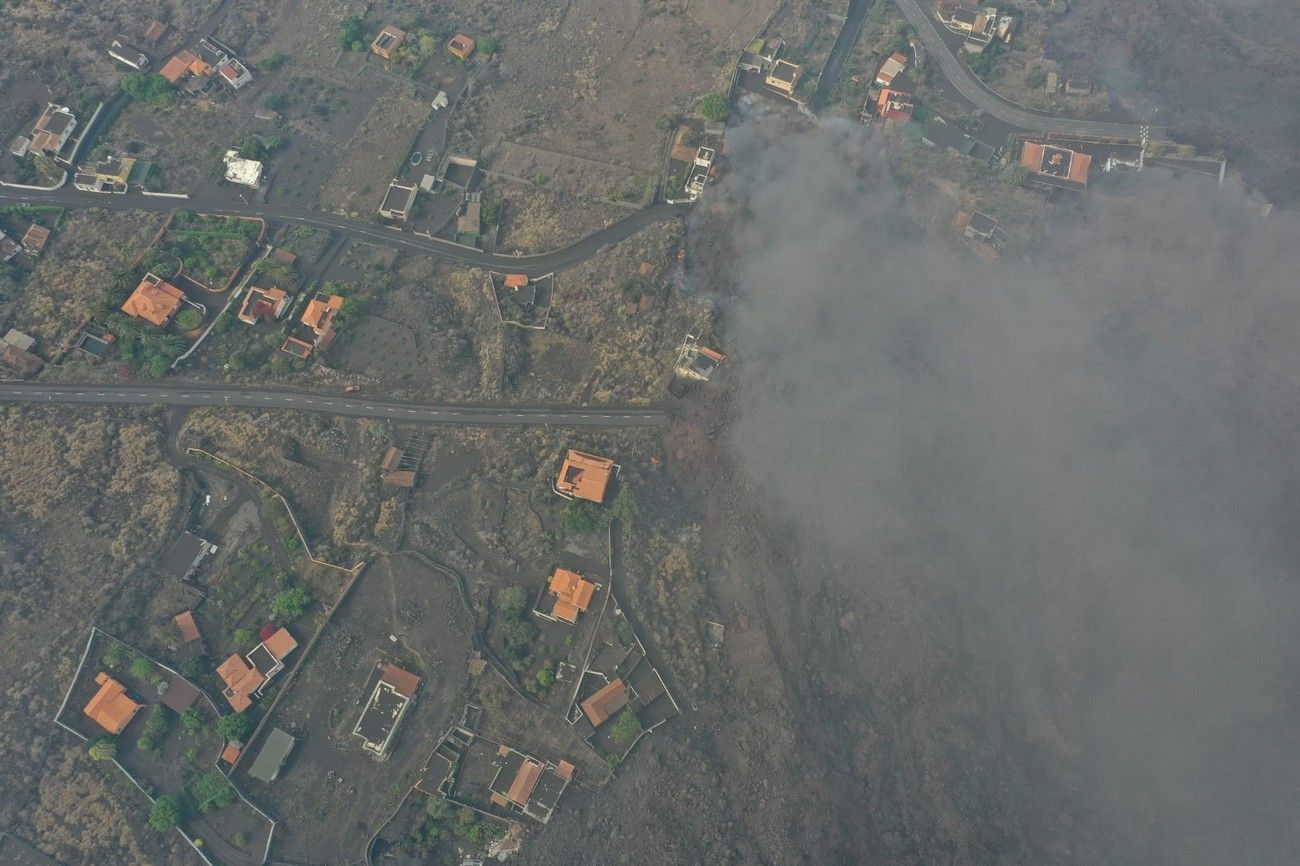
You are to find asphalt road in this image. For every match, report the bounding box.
[891,0,1149,139]
[812,0,873,112]
[0,188,687,277]
[0,383,669,427]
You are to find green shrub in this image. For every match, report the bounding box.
[338,15,365,50]
[149,795,182,832]
[88,738,117,760]
[497,586,528,619]
[233,628,257,652]
[142,705,168,739]
[180,707,203,736]
[697,93,728,122]
[177,308,201,330]
[609,708,642,745]
[130,655,161,684]
[191,769,237,812]
[536,660,555,688]
[270,586,311,621]
[561,499,604,535]
[479,35,499,55]
[217,713,252,743]
[124,73,175,108]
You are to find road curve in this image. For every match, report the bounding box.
[892,0,1148,139]
[0,188,688,277]
[0,382,669,427]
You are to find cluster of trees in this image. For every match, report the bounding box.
[217,712,252,743]
[148,795,182,833]
[136,705,169,755]
[123,73,174,108]
[271,586,312,621]
[338,15,366,51]
[408,798,503,855]
[190,768,237,812]
[496,585,538,662]
[697,93,728,123]
[561,484,638,535]
[610,708,642,745]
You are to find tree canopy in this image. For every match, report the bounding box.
[217,713,252,743]
[148,795,182,833]
[698,93,728,123]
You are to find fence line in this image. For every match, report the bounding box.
[185,447,365,575]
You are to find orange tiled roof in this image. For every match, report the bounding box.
[84,672,143,734]
[1067,151,1092,185]
[503,273,529,289]
[1020,141,1045,172]
[380,663,421,699]
[447,33,476,60]
[121,273,185,326]
[555,449,615,503]
[301,294,343,334]
[505,758,543,806]
[22,224,50,253]
[261,627,298,660]
[549,568,596,622]
[221,744,242,764]
[555,759,575,781]
[238,285,288,324]
[217,653,264,712]
[580,678,629,727]
[159,50,197,84]
[174,611,201,643]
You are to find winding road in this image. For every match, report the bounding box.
[0,188,688,277]
[0,383,669,427]
[890,0,1150,139]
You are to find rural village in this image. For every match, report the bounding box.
[0,0,1252,865]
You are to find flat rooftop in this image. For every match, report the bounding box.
[355,681,409,747]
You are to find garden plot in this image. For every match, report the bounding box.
[235,556,473,864]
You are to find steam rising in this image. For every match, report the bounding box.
[707,118,1300,864]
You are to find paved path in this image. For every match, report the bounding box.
[0,188,688,277]
[892,0,1149,139]
[812,0,873,112]
[0,383,669,427]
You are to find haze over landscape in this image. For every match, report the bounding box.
[3,0,1300,863]
[707,118,1300,863]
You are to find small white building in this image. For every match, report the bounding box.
[108,38,150,71]
[223,150,263,187]
[217,59,253,89]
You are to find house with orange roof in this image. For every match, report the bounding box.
[174,610,201,644]
[554,449,618,503]
[121,273,187,326]
[487,744,574,823]
[84,672,143,734]
[238,286,290,324]
[874,51,908,87]
[281,292,343,358]
[538,568,598,624]
[302,293,343,336]
[218,627,297,711]
[1020,141,1091,188]
[371,25,406,60]
[353,662,421,760]
[158,50,199,84]
[217,654,265,712]
[579,678,629,728]
[875,88,914,122]
[447,33,476,61]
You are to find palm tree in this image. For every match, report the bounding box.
[1000,160,1029,186]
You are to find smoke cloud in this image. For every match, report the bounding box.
[703,116,1300,864]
